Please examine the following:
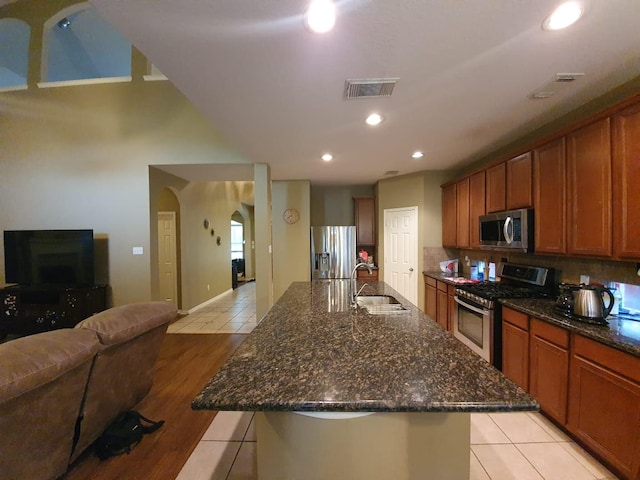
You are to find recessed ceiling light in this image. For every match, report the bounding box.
[411,151,424,159]
[321,153,333,162]
[366,113,383,126]
[305,0,336,34]
[543,1,584,31]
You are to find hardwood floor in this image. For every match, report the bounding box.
[63,333,246,480]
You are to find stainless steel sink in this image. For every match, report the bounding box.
[355,295,409,314]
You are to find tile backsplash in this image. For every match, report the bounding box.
[425,247,640,287]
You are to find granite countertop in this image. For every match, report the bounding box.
[500,298,640,358]
[422,271,470,285]
[192,280,537,413]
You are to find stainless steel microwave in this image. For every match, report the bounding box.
[479,208,533,252]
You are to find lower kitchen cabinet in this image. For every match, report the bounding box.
[502,307,529,391]
[436,282,449,330]
[356,268,378,281]
[567,335,640,480]
[424,276,437,320]
[529,318,569,425]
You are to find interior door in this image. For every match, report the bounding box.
[383,206,418,305]
[157,211,177,303]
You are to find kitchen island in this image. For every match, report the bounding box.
[192,280,537,479]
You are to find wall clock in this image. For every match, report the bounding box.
[283,208,300,224]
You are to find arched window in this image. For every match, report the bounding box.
[42,4,131,84]
[0,19,30,91]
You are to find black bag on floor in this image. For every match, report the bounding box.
[94,411,164,460]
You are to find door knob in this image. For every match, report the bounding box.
[409,267,414,272]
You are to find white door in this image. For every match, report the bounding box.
[384,207,418,305]
[157,211,178,303]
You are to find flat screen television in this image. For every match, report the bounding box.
[3,230,95,287]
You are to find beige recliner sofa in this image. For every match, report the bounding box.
[0,301,176,480]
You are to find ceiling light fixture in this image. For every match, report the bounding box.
[305,0,336,34]
[543,1,584,30]
[366,113,383,126]
[321,153,333,162]
[411,151,424,159]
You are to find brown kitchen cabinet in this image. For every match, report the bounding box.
[424,276,437,320]
[436,281,449,330]
[468,171,486,248]
[442,183,457,247]
[612,101,640,259]
[506,152,532,209]
[456,178,470,248]
[533,138,566,254]
[501,307,529,391]
[446,284,456,333]
[568,335,640,480]
[566,118,612,257]
[529,318,569,425]
[354,196,376,246]
[356,268,378,281]
[485,162,506,213]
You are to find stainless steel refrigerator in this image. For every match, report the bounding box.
[311,226,356,279]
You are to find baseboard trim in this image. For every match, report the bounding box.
[184,289,234,315]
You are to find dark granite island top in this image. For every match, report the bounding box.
[192,280,537,413]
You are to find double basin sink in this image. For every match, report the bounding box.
[355,295,409,315]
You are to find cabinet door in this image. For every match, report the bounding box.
[506,152,532,209]
[442,184,457,247]
[529,319,569,424]
[486,163,506,213]
[534,138,566,254]
[425,281,437,320]
[354,196,376,246]
[456,178,470,248]
[436,289,448,330]
[447,286,456,333]
[566,119,612,257]
[568,337,640,480]
[469,171,485,249]
[502,322,529,391]
[612,102,640,259]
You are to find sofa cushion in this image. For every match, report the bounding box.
[75,301,177,345]
[0,329,99,404]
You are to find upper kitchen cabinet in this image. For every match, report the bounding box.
[485,163,506,213]
[566,118,612,257]
[354,196,376,246]
[469,171,485,248]
[506,152,532,209]
[612,101,640,259]
[456,178,470,248]
[442,183,457,247]
[533,138,566,254]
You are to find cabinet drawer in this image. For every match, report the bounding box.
[437,281,448,293]
[447,285,456,295]
[530,318,569,349]
[357,269,378,280]
[502,307,529,331]
[425,276,437,288]
[573,335,640,384]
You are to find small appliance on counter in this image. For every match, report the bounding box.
[554,283,615,325]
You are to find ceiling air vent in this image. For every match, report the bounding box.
[384,170,400,176]
[345,78,399,99]
[529,72,584,100]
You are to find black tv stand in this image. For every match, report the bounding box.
[0,284,107,340]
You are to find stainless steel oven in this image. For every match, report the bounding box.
[453,294,497,366]
[453,263,554,370]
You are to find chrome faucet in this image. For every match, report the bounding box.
[350,262,373,308]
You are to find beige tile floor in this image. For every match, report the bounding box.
[173,281,619,480]
[168,282,257,334]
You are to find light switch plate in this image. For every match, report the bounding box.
[132,246,144,255]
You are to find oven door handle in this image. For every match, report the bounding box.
[454,296,490,316]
